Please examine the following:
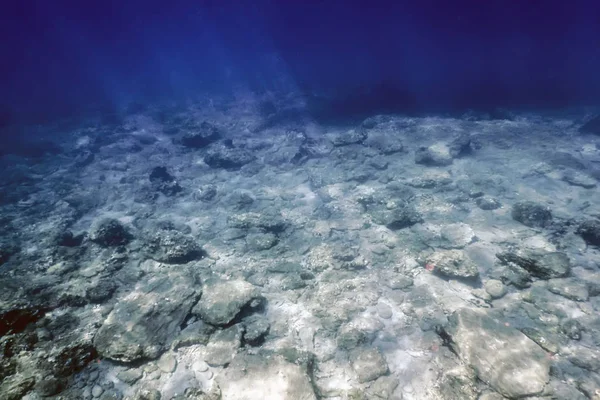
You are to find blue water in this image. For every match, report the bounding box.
[1,0,599,126]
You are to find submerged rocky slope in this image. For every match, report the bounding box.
[1,102,600,400]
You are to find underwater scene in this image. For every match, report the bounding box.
[2,1,600,399]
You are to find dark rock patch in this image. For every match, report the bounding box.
[204,144,255,170]
[511,201,552,228]
[579,115,600,135]
[576,219,600,246]
[179,122,222,148]
[496,250,571,279]
[89,218,132,247]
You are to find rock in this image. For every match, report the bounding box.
[216,352,317,400]
[89,218,132,247]
[562,170,597,189]
[448,133,472,157]
[242,314,270,345]
[484,279,507,299]
[116,368,143,385]
[204,325,243,367]
[511,201,552,228]
[546,381,588,400]
[180,122,222,148]
[561,319,583,340]
[193,279,264,326]
[386,275,413,290]
[204,145,255,169]
[576,219,600,246]
[172,321,215,349]
[364,132,403,154]
[376,302,393,319]
[149,166,182,196]
[92,385,103,397]
[436,366,478,400]
[132,388,162,400]
[337,317,383,350]
[579,114,600,135]
[0,242,18,265]
[34,376,66,396]
[366,376,399,399]
[351,347,389,383]
[547,278,589,301]
[407,173,452,188]
[496,250,571,279]
[52,340,98,377]
[193,184,217,202]
[567,347,600,372]
[0,375,35,400]
[245,232,278,251]
[143,230,204,264]
[445,308,550,398]
[519,327,560,354]
[85,279,117,303]
[94,272,200,362]
[332,129,367,146]
[227,212,287,233]
[157,353,177,373]
[415,143,453,166]
[0,305,48,337]
[439,223,476,249]
[426,250,480,280]
[476,196,502,210]
[370,206,423,230]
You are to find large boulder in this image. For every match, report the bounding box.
[193,279,264,326]
[93,271,200,362]
[445,308,550,398]
[496,250,571,279]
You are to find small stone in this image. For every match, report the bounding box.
[351,348,389,383]
[484,279,507,299]
[92,385,104,398]
[192,360,209,373]
[88,370,99,382]
[117,368,143,385]
[427,250,479,280]
[386,275,413,290]
[376,302,393,319]
[157,353,177,373]
[476,196,502,210]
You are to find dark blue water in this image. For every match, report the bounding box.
[1,0,599,125]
